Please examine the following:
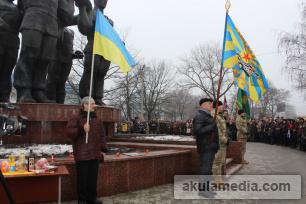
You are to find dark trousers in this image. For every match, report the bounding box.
[75,159,100,203]
[199,151,215,175]
[79,53,110,99]
[198,151,215,191]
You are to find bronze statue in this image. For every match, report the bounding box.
[46,28,75,103]
[0,0,21,102]
[46,0,75,103]
[76,0,112,105]
[13,0,59,103]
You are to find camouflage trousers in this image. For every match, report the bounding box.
[238,137,247,160]
[213,144,227,176]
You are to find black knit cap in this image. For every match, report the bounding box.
[199,98,213,106]
[213,100,223,108]
[238,109,245,115]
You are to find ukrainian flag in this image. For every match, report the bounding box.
[93,10,136,73]
[222,14,269,102]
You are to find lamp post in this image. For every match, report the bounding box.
[139,65,145,121]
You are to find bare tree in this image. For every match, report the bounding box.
[256,84,290,118]
[178,43,234,100]
[279,3,306,91]
[141,61,174,121]
[65,33,87,104]
[162,88,196,121]
[226,88,239,116]
[107,66,141,120]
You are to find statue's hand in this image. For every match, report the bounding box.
[72,50,84,60]
[75,0,92,10]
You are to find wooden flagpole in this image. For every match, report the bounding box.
[214,0,231,119]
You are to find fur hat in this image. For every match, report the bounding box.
[199,98,213,106]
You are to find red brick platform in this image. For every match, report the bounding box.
[0,103,243,201]
[0,103,120,144]
[52,149,191,200]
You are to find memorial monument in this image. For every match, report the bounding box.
[0,0,21,102]
[46,0,75,103]
[13,0,59,103]
[76,0,112,105]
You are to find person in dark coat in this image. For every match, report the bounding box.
[193,98,219,197]
[249,119,257,142]
[66,96,106,204]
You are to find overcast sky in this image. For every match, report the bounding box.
[102,0,305,116]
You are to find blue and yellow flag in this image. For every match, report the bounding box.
[93,10,136,73]
[222,14,269,102]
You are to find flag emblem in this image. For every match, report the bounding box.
[222,14,269,102]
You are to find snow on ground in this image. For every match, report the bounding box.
[0,144,72,158]
[134,135,195,141]
[0,136,194,158]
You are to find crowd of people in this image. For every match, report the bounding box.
[117,117,193,136]
[117,113,306,152]
[248,117,306,151]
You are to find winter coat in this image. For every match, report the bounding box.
[236,115,249,140]
[66,111,107,162]
[193,109,219,153]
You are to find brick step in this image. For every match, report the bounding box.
[225,164,243,180]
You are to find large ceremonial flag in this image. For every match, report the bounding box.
[85,9,136,144]
[236,88,250,118]
[222,14,269,102]
[93,9,136,73]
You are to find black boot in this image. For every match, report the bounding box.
[88,199,102,204]
[94,199,103,204]
[16,88,36,103]
[94,98,105,106]
[56,91,66,104]
[78,200,87,204]
[32,90,55,103]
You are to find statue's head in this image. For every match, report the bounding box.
[94,0,108,10]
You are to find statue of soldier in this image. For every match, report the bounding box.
[46,28,75,103]
[76,0,112,105]
[0,0,21,102]
[236,109,249,164]
[212,101,228,184]
[46,0,76,103]
[13,0,59,103]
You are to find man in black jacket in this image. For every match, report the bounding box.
[193,98,219,196]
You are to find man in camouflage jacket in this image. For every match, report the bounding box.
[212,101,228,184]
[236,109,249,164]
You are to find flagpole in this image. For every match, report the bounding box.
[85,53,95,144]
[214,0,231,119]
